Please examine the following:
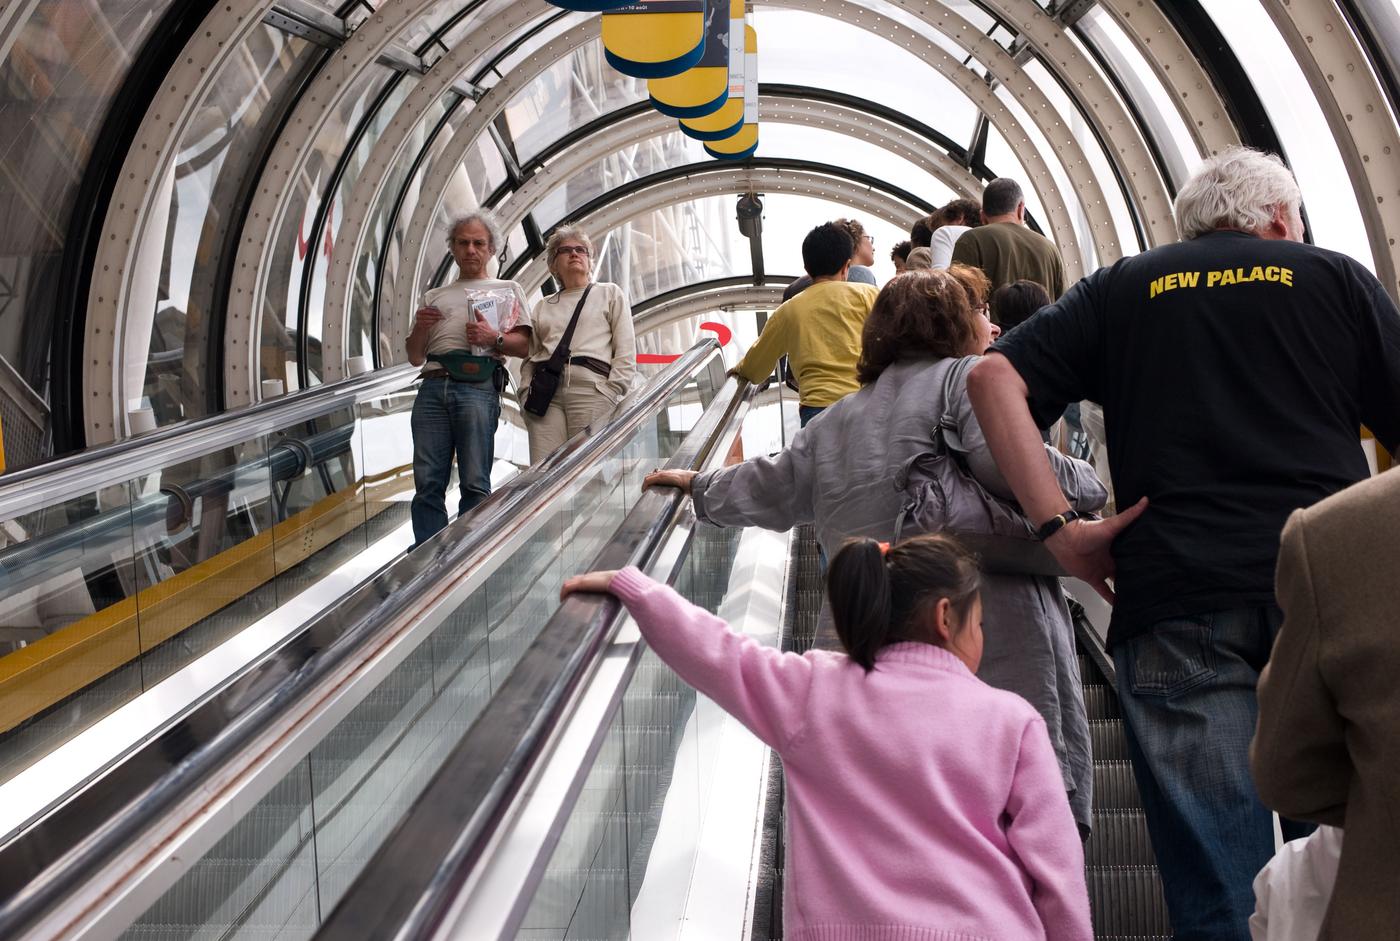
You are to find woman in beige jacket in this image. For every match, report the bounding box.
[523,226,637,463]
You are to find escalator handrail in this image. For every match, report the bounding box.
[0,341,722,939]
[0,363,419,521]
[314,374,753,941]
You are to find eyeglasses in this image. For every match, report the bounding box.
[554,245,590,257]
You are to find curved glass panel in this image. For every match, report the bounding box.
[303,74,420,385]
[505,42,648,164]
[993,84,1098,269]
[1198,0,1374,270]
[1022,57,1141,255]
[0,1,172,462]
[258,63,397,393]
[982,123,1054,241]
[138,23,316,429]
[350,93,466,370]
[527,123,948,236]
[753,9,980,148]
[1076,7,1203,191]
[584,195,745,302]
[759,192,913,285]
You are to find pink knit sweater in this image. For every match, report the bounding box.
[610,568,1091,941]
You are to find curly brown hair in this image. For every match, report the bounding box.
[857,269,981,384]
[946,263,991,310]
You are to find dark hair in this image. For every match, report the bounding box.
[940,198,983,228]
[989,279,1052,330]
[827,535,982,671]
[802,222,855,278]
[857,269,981,383]
[946,263,991,310]
[909,214,936,248]
[982,178,1024,217]
[891,240,913,263]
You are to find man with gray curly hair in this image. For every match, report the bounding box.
[966,146,1400,941]
[405,211,531,547]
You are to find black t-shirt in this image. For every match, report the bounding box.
[995,231,1400,647]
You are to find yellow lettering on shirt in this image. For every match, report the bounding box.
[1154,267,1294,297]
[1219,268,1237,286]
[1206,270,1222,287]
[1180,271,1200,288]
[1281,267,1293,286]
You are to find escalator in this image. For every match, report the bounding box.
[0,345,1174,940]
[0,339,745,940]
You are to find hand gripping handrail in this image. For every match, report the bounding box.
[313,372,753,940]
[0,340,722,941]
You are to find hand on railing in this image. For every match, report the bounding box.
[560,570,618,600]
[643,469,696,494]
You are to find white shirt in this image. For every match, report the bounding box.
[930,224,972,269]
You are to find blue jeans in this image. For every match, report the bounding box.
[798,404,825,427]
[410,377,500,547]
[1113,608,1313,941]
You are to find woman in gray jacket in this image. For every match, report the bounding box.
[648,269,1106,833]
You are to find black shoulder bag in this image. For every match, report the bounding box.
[523,283,593,418]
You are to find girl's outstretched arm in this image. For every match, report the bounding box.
[563,568,814,752]
[1003,716,1094,941]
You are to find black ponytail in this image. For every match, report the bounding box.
[828,538,895,670]
[827,534,981,671]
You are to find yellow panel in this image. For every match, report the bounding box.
[746,22,757,53]
[704,122,758,155]
[649,67,728,111]
[681,96,744,134]
[601,11,704,65]
[0,465,410,733]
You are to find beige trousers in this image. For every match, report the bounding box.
[522,364,620,464]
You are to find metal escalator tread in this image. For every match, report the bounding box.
[1078,638,1171,940]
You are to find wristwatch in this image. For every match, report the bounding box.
[1035,509,1086,542]
[494,332,506,351]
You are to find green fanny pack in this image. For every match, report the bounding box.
[428,350,499,383]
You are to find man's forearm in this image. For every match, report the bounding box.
[966,353,1070,524]
[500,327,530,358]
[406,329,429,366]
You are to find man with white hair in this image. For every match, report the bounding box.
[965,148,1400,940]
[405,212,531,547]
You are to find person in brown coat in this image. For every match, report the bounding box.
[1252,467,1400,939]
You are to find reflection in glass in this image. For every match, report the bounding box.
[506,42,649,164]
[0,2,169,460]
[141,23,315,428]
[121,360,726,938]
[260,64,397,395]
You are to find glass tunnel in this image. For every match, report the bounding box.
[0,1,1397,939]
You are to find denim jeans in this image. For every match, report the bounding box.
[410,377,500,547]
[1113,607,1313,941]
[798,404,825,428]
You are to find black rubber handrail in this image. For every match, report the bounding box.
[0,340,721,939]
[314,372,752,940]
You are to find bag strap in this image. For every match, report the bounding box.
[544,283,594,373]
[936,356,975,452]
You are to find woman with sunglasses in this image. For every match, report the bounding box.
[522,226,637,464]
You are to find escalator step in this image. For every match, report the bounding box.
[1082,684,1121,720]
[1085,810,1156,867]
[1093,760,1143,810]
[1087,866,1172,936]
[1090,719,1131,761]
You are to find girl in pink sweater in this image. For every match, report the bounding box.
[563,534,1092,941]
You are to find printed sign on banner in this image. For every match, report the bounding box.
[744,20,758,124]
[728,0,744,95]
[608,1,704,14]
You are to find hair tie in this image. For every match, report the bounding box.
[877,541,891,558]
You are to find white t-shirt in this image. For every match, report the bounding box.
[420,278,531,366]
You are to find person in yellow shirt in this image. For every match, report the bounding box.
[734,222,880,426]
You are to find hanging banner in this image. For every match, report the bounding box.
[648,0,732,118]
[705,23,757,160]
[743,19,757,124]
[728,0,744,94]
[602,1,707,79]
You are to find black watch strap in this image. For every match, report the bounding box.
[1035,509,1086,541]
